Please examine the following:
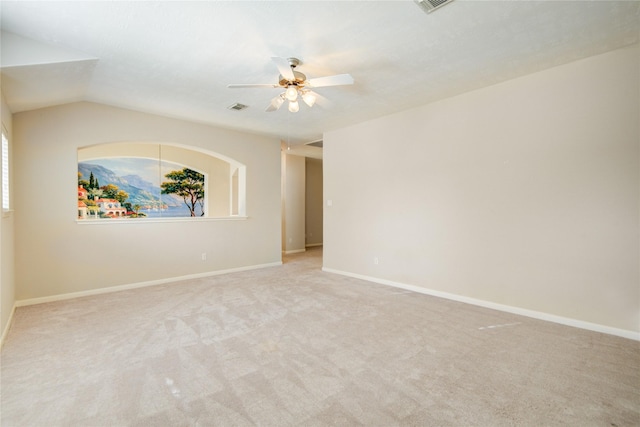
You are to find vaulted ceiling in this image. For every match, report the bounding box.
[1,1,638,145]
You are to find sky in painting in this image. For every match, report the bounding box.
[87,158,184,186]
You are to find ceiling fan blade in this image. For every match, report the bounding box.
[306,73,354,88]
[227,84,279,89]
[271,57,296,81]
[308,91,332,109]
[265,95,284,112]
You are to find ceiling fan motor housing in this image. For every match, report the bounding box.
[278,70,307,87]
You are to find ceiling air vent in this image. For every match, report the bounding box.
[415,0,454,14]
[228,103,248,111]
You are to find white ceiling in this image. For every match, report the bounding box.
[1,1,638,146]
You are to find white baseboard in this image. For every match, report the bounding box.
[305,243,323,248]
[16,261,283,308]
[1,304,17,349]
[322,267,640,342]
[283,249,306,255]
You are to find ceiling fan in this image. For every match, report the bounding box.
[227,57,354,113]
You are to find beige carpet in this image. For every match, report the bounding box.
[1,247,639,426]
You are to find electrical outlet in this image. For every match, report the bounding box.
[201,253,207,261]
[374,257,379,265]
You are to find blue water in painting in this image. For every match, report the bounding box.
[142,205,204,218]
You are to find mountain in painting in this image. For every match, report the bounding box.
[121,174,157,194]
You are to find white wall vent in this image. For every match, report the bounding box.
[415,0,454,14]
[228,103,248,111]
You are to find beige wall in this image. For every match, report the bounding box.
[305,157,323,247]
[282,153,306,254]
[324,45,640,335]
[1,91,15,340]
[13,102,282,300]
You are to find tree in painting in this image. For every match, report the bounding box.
[101,184,129,204]
[161,168,205,217]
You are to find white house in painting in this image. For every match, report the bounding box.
[77,201,88,220]
[95,198,127,217]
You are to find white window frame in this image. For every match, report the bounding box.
[1,127,10,214]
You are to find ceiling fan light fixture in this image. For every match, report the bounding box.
[285,85,298,102]
[288,100,299,113]
[302,91,316,107]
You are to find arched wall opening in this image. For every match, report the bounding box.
[77,142,246,220]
